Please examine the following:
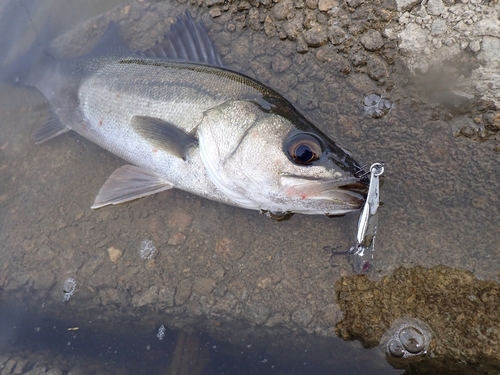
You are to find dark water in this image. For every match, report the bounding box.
[0,0,499,374]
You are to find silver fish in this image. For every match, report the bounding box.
[5,11,368,219]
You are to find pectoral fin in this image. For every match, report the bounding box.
[131,116,197,160]
[91,165,173,209]
[32,109,70,144]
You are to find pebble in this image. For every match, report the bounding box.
[367,55,388,81]
[318,0,336,11]
[271,53,292,72]
[360,29,384,51]
[303,25,328,47]
[427,0,445,16]
[209,8,222,18]
[328,25,347,46]
[106,246,122,263]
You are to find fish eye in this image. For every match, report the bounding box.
[286,133,322,165]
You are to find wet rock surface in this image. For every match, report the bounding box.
[0,0,499,374]
[336,266,500,370]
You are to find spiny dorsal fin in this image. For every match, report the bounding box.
[142,11,223,67]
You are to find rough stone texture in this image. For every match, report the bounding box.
[336,266,500,367]
[395,0,422,11]
[391,0,500,108]
[303,25,329,47]
[360,29,385,51]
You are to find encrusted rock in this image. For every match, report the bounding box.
[360,29,385,51]
[303,25,328,47]
[367,55,388,80]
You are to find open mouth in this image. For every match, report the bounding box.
[281,176,367,208]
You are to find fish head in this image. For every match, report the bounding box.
[197,99,367,216]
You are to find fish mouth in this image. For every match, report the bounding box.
[281,176,367,208]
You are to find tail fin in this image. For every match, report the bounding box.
[0,0,56,87]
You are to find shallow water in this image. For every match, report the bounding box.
[0,0,499,374]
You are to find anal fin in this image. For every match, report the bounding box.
[91,165,173,209]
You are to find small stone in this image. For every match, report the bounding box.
[283,16,304,40]
[271,53,292,72]
[192,277,216,295]
[237,1,251,10]
[303,25,328,47]
[395,0,422,11]
[264,15,276,37]
[158,287,175,307]
[360,29,384,51]
[106,246,123,263]
[469,40,480,53]
[296,35,309,53]
[132,285,158,307]
[291,308,313,326]
[175,280,192,305]
[328,25,347,45]
[273,0,294,20]
[427,0,445,15]
[168,232,186,245]
[248,8,261,31]
[431,19,447,36]
[318,0,336,11]
[206,0,224,5]
[367,55,388,80]
[2,359,17,375]
[209,8,222,18]
[306,0,318,9]
[350,51,367,66]
[346,0,364,7]
[398,22,428,55]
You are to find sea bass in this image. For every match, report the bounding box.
[6,11,368,219]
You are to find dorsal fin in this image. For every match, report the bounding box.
[142,11,224,67]
[82,21,133,59]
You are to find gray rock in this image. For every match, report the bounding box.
[283,15,304,40]
[303,25,329,47]
[45,370,64,375]
[318,0,336,11]
[426,0,445,16]
[395,0,422,11]
[273,0,294,20]
[174,280,192,306]
[360,29,385,51]
[399,22,428,56]
[271,53,292,72]
[477,36,500,69]
[346,0,364,7]
[205,0,224,6]
[291,308,313,326]
[431,19,447,36]
[367,55,388,80]
[350,50,367,66]
[296,35,309,53]
[248,7,261,31]
[263,15,276,38]
[192,277,216,295]
[158,286,175,307]
[131,285,158,307]
[0,355,11,368]
[474,19,500,37]
[328,25,348,45]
